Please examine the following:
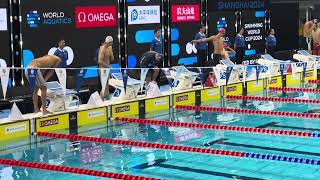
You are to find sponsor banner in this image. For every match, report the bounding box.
[201,88,220,102]
[0,121,29,141]
[77,107,107,126]
[0,68,9,99]
[112,102,139,118]
[0,8,7,31]
[99,68,110,97]
[208,0,267,12]
[75,6,117,29]
[171,5,200,23]
[36,114,69,132]
[223,83,243,97]
[26,10,72,28]
[128,6,160,25]
[27,68,37,94]
[225,67,233,85]
[304,70,315,82]
[145,96,170,113]
[267,76,282,88]
[173,92,196,106]
[75,69,87,93]
[286,73,301,87]
[122,69,128,93]
[247,80,263,95]
[55,68,67,95]
[140,68,149,91]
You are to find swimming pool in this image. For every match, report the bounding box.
[1,87,320,179]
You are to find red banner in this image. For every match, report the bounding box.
[171,5,200,23]
[75,6,117,29]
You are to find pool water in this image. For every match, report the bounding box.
[1,90,320,179]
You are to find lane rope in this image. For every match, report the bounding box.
[269,87,320,93]
[115,117,319,138]
[226,95,320,104]
[175,105,320,119]
[308,80,320,84]
[0,158,158,180]
[37,132,320,166]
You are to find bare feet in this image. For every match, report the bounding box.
[34,110,41,114]
[43,110,53,115]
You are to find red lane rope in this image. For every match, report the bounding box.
[308,80,320,84]
[226,95,320,104]
[269,87,320,93]
[175,105,320,119]
[36,132,320,166]
[0,158,158,180]
[37,132,246,158]
[115,117,312,138]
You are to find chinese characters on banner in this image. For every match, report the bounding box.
[172,5,200,23]
[128,6,160,25]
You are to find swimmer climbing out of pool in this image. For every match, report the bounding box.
[98,36,114,100]
[25,55,61,115]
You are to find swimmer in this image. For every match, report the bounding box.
[304,109,320,114]
[140,51,163,84]
[192,28,227,66]
[25,55,61,115]
[304,19,320,55]
[98,36,114,100]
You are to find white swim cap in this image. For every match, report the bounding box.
[105,36,113,43]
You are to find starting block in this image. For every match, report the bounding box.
[215,59,243,85]
[257,54,293,76]
[109,73,141,101]
[39,81,79,112]
[293,50,319,69]
[298,50,320,60]
[170,66,199,91]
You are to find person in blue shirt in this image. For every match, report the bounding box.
[150,29,162,54]
[53,39,68,68]
[234,27,246,64]
[266,29,277,56]
[194,25,207,67]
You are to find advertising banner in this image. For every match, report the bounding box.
[21,0,119,71]
[0,1,10,68]
[208,0,268,12]
[242,10,266,55]
[75,6,117,29]
[128,6,160,25]
[170,0,201,66]
[0,8,7,31]
[126,0,162,68]
[171,5,200,23]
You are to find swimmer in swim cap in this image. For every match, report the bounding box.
[192,28,228,66]
[98,36,115,100]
